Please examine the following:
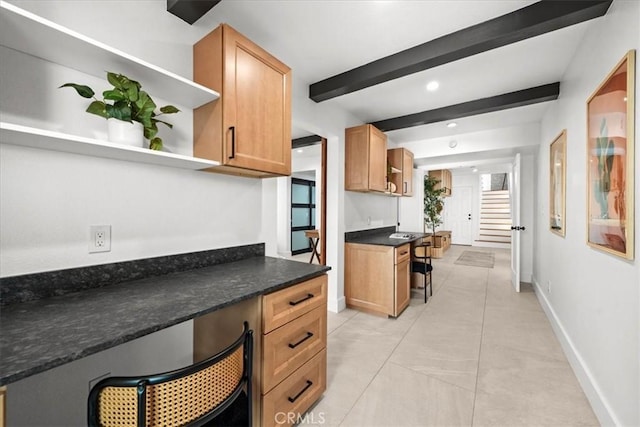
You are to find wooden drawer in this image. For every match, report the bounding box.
[395,244,410,264]
[262,349,327,427]
[263,305,327,393]
[263,275,327,334]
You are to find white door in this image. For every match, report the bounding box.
[510,154,521,292]
[445,185,473,245]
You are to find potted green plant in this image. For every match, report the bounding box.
[424,174,446,238]
[60,72,180,150]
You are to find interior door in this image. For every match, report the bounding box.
[510,154,521,292]
[445,185,473,245]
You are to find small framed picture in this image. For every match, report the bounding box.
[550,130,566,237]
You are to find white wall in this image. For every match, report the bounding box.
[399,169,424,232]
[1,0,365,314]
[534,1,639,424]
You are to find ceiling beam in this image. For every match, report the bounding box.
[309,1,612,102]
[292,135,322,149]
[371,82,560,132]
[167,0,222,25]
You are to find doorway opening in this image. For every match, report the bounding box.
[276,133,327,265]
[477,173,512,246]
[291,177,316,255]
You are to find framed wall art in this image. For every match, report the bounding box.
[586,50,635,260]
[550,130,566,237]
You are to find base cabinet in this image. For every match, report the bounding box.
[345,243,410,317]
[261,275,328,426]
[193,275,327,427]
[0,387,5,427]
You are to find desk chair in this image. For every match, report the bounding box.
[411,243,433,303]
[88,322,253,427]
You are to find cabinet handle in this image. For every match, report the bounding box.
[400,251,408,255]
[228,126,236,159]
[404,182,407,194]
[289,293,314,306]
[287,380,313,403]
[288,331,314,349]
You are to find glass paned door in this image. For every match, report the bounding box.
[291,178,316,255]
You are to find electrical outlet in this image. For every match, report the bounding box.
[89,225,111,253]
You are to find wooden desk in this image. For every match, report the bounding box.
[305,229,321,264]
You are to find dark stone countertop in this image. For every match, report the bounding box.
[0,257,330,386]
[345,227,429,247]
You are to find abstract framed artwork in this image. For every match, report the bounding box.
[550,130,566,237]
[586,50,635,260]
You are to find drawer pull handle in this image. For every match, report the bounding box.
[288,332,313,349]
[288,380,313,403]
[289,293,314,306]
[400,251,408,255]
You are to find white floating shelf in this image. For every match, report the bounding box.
[0,1,219,109]
[0,122,219,170]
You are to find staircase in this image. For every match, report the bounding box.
[477,190,511,246]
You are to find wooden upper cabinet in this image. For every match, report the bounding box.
[194,24,292,177]
[429,169,452,196]
[345,124,387,192]
[388,148,414,196]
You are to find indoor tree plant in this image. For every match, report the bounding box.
[424,174,446,237]
[60,72,180,150]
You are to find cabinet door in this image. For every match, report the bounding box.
[345,243,394,315]
[395,258,410,316]
[368,126,387,192]
[223,26,291,175]
[402,149,414,196]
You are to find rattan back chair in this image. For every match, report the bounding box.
[88,322,253,427]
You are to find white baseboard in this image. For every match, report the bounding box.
[532,277,617,426]
[328,296,346,313]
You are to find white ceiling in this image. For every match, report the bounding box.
[192,0,597,171]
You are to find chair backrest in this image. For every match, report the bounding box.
[414,243,432,259]
[88,322,253,427]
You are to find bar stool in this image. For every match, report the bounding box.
[411,242,433,303]
[305,229,321,264]
[88,322,253,426]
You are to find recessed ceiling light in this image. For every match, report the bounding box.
[297,149,303,153]
[426,81,439,91]
[448,140,457,148]
[447,122,457,128]
[472,167,478,173]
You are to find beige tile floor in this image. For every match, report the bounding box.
[300,244,598,426]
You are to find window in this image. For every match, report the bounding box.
[291,178,316,255]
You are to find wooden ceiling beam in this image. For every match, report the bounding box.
[292,135,322,149]
[371,82,560,132]
[167,0,222,25]
[309,1,612,102]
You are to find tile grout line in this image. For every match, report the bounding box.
[337,281,448,426]
[470,266,491,427]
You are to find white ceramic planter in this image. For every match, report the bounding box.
[107,118,144,147]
